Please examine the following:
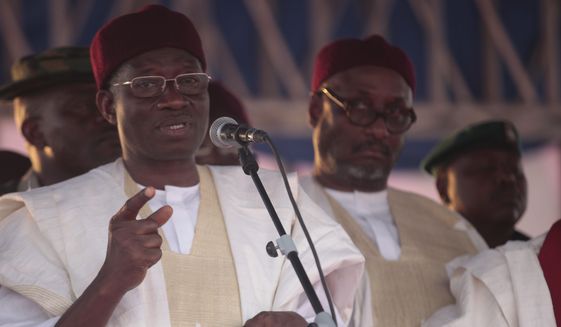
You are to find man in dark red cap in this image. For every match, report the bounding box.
[299,35,487,326]
[195,81,250,166]
[0,47,120,195]
[0,5,364,327]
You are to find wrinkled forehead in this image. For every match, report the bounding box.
[325,65,413,105]
[13,81,97,121]
[118,48,203,77]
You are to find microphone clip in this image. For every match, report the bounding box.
[266,235,299,258]
[209,116,268,149]
[232,124,265,146]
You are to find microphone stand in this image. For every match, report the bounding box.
[237,144,336,327]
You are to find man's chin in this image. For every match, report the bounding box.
[481,210,523,230]
[344,165,387,182]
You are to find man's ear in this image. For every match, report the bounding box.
[96,89,117,125]
[435,169,451,204]
[21,118,46,148]
[308,93,323,128]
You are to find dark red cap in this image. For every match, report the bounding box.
[311,34,415,93]
[208,81,250,125]
[90,4,206,89]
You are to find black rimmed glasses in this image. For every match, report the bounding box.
[112,73,212,98]
[319,87,416,134]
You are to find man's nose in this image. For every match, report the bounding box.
[496,168,518,184]
[364,116,389,139]
[157,82,189,110]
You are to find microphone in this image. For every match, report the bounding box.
[209,116,268,148]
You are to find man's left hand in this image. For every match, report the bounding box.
[244,311,307,327]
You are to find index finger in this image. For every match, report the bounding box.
[113,187,155,222]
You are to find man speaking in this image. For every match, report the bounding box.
[0,5,363,326]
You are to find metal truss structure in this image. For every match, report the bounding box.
[0,0,559,142]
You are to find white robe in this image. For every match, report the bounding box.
[423,236,556,327]
[0,159,364,326]
[300,175,487,327]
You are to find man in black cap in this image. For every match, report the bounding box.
[424,122,555,326]
[421,120,529,248]
[0,47,121,194]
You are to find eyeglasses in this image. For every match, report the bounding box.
[112,73,212,98]
[319,87,416,134]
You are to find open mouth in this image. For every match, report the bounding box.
[159,121,190,136]
[167,123,186,130]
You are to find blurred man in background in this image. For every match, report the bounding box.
[300,34,487,326]
[195,81,250,166]
[421,120,529,248]
[0,47,120,194]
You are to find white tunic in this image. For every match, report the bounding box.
[325,188,401,260]
[0,159,364,326]
[300,175,487,326]
[423,236,556,327]
[148,184,200,254]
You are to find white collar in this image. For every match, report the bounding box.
[324,188,391,221]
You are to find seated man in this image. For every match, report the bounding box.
[424,220,559,326]
[421,120,529,247]
[0,5,363,327]
[0,47,121,194]
[300,34,487,326]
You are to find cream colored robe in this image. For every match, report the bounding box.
[423,236,556,327]
[300,176,487,327]
[0,159,364,326]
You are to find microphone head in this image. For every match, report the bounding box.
[209,116,238,148]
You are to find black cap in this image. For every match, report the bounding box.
[0,47,94,100]
[421,120,522,175]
